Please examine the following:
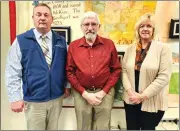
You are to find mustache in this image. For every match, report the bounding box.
[86,31,95,34]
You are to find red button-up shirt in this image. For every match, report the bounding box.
[66,35,121,94]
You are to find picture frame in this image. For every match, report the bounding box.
[51,26,71,45]
[169,19,179,39]
[118,52,125,63]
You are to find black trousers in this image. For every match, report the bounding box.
[124,102,165,130]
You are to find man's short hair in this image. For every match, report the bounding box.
[33,3,52,15]
[80,11,100,25]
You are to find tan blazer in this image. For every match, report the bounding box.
[122,40,172,112]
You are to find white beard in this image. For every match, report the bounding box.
[85,33,97,41]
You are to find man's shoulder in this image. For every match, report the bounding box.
[52,30,65,41]
[17,29,34,38]
[69,37,84,46]
[98,35,113,43]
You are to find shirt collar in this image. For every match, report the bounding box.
[33,28,52,40]
[78,35,104,47]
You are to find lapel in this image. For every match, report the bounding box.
[25,29,49,68]
[51,31,64,63]
[138,41,156,91]
[52,31,57,65]
[131,44,136,89]
[140,40,155,69]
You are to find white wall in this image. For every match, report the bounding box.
[16,1,84,41]
[1,1,26,130]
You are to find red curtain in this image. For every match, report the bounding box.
[9,1,16,45]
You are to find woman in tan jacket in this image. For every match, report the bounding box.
[122,13,172,130]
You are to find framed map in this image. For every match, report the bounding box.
[84,1,157,45]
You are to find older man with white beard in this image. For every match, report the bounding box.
[66,11,121,130]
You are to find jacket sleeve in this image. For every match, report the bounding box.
[122,46,133,91]
[141,44,172,98]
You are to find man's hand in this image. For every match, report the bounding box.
[10,100,24,113]
[82,91,102,106]
[94,90,106,101]
[64,88,71,98]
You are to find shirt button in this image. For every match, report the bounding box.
[92,76,94,78]
[91,65,94,67]
[91,56,93,58]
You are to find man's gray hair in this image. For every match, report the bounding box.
[80,11,100,25]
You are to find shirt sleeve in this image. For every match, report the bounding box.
[5,38,23,102]
[64,42,71,88]
[66,44,85,94]
[103,42,122,93]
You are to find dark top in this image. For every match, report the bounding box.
[135,49,145,93]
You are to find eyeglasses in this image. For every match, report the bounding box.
[82,23,99,28]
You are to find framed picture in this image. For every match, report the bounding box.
[169,19,179,39]
[51,26,71,45]
[118,52,125,63]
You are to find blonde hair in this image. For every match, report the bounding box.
[134,13,156,43]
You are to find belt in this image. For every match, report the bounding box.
[87,87,98,91]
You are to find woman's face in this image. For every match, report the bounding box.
[138,20,154,41]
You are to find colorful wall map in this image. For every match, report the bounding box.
[85,1,157,45]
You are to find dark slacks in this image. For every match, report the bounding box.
[124,102,164,130]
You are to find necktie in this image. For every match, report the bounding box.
[41,36,51,67]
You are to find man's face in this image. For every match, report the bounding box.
[81,17,100,41]
[32,6,53,33]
